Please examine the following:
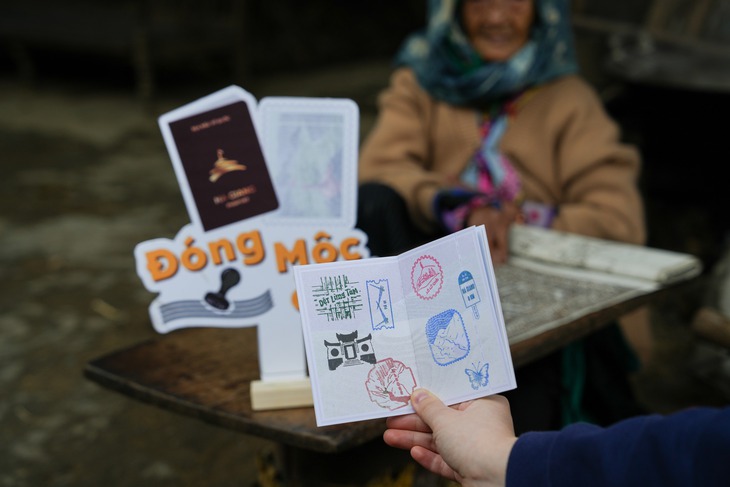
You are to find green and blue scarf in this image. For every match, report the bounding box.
[395,0,578,106]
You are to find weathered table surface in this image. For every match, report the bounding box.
[84,276,694,455]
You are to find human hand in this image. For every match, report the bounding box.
[383,389,517,487]
[466,202,520,265]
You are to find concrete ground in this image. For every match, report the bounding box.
[2,59,728,487]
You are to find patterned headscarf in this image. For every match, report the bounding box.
[395,0,578,106]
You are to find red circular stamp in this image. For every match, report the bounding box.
[411,254,443,300]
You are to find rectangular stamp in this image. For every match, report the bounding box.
[366,279,395,330]
[311,274,363,321]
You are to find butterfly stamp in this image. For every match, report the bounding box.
[465,362,490,390]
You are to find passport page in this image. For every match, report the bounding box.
[293,226,516,426]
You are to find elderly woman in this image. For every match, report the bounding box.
[358,0,644,260]
[357,0,646,432]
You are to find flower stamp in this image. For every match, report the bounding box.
[365,358,416,410]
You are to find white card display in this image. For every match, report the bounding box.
[136,85,368,384]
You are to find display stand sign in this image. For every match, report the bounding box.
[133,86,368,408]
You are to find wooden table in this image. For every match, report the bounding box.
[84,269,699,483]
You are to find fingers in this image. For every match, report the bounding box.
[493,213,513,264]
[383,428,436,452]
[410,388,451,430]
[467,204,517,265]
[491,240,507,265]
[384,409,458,484]
[410,446,459,482]
[386,412,431,433]
[492,231,508,264]
[382,389,445,452]
[488,237,506,265]
[488,393,510,409]
[384,392,516,486]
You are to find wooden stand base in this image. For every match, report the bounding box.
[250,378,314,411]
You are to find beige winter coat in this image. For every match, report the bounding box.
[359,67,646,245]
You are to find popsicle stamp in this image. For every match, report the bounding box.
[458,270,481,319]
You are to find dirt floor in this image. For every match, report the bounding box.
[1,57,729,487]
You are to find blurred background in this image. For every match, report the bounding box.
[1,1,729,486]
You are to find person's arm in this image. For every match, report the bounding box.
[385,390,730,487]
[359,68,483,233]
[507,408,730,487]
[505,76,646,245]
[551,79,645,245]
[358,68,444,232]
[358,68,518,263]
[466,201,521,264]
[509,405,730,486]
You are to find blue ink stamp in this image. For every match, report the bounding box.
[458,270,481,319]
[465,362,490,389]
[425,309,470,366]
[366,279,394,330]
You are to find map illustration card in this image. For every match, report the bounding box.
[160,88,279,232]
[258,97,359,228]
[293,226,516,426]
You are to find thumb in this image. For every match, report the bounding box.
[411,388,450,428]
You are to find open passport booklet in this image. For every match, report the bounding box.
[293,226,517,426]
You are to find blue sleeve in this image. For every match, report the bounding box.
[506,406,730,487]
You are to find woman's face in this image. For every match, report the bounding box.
[461,0,535,62]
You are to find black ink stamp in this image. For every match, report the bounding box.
[324,330,376,370]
